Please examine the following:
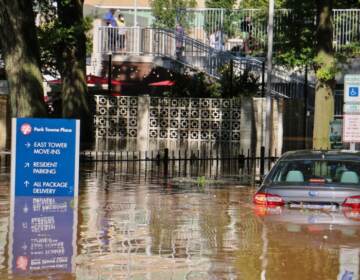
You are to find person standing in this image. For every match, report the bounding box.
[214,29,224,51]
[209,32,216,49]
[175,23,184,59]
[103,8,117,27]
[103,9,117,50]
[116,14,126,51]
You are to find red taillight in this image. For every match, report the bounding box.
[342,195,360,209]
[253,192,285,207]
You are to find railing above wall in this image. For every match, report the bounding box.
[110,7,360,52]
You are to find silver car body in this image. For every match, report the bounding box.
[257,150,360,208]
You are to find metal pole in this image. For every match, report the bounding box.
[108,52,112,95]
[265,0,274,156]
[134,0,138,26]
[230,59,233,95]
[303,64,308,149]
[261,60,265,97]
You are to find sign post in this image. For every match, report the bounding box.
[343,74,360,150]
[9,118,80,275]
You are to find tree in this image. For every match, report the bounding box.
[334,0,360,8]
[242,0,348,149]
[0,0,47,117]
[56,0,93,147]
[36,0,93,146]
[220,63,260,97]
[205,0,236,37]
[274,0,316,67]
[312,0,336,149]
[150,0,196,29]
[240,0,285,9]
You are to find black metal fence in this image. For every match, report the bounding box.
[81,147,279,180]
[1,148,279,184]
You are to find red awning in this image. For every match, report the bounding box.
[86,74,123,85]
[149,80,175,86]
[48,75,124,86]
[47,79,62,85]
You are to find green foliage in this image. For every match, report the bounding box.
[172,71,222,97]
[274,1,316,67]
[240,0,285,9]
[150,0,196,29]
[36,0,93,76]
[206,0,235,9]
[220,63,260,97]
[241,0,360,67]
[314,52,338,82]
[240,0,359,9]
[205,0,236,36]
[333,0,360,8]
[338,42,360,58]
[197,176,206,188]
[172,63,260,98]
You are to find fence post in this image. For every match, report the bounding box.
[260,146,265,177]
[164,148,169,177]
[261,60,265,97]
[137,95,150,151]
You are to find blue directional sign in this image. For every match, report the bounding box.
[11,118,80,197]
[10,196,77,275]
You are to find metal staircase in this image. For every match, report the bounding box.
[96,26,314,99]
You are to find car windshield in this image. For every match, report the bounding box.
[269,160,360,186]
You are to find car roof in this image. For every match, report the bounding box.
[279,150,360,161]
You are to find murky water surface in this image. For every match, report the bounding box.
[0,162,359,280]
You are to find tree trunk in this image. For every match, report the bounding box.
[313,0,335,150]
[57,0,93,148]
[0,1,47,117]
[313,81,334,149]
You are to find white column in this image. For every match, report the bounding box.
[137,95,150,151]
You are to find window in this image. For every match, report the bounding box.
[269,160,360,186]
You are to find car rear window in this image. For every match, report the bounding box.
[269,160,360,186]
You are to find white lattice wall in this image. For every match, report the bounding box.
[148,97,242,142]
[94,95,254,152]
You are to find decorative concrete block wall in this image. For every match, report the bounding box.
[94,96,139,141]
[148,97,242,142]
[94,95,255,153]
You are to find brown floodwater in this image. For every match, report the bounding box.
[0,162,359,280]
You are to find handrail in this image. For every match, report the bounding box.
[96,26,314,98]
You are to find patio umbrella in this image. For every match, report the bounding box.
[148,80,175,86]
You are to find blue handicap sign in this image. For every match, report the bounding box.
[349,87,359,97]
[11,118,80,197]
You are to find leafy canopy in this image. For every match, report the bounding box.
[150,0,196,29]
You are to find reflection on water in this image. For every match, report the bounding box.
[0,163,359,279]
[10,196,77,276]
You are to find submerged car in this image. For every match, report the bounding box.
[253,150,360,210]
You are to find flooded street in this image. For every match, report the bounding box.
[0,162,359,280]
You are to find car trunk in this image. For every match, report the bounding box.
[264,184,360,206]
